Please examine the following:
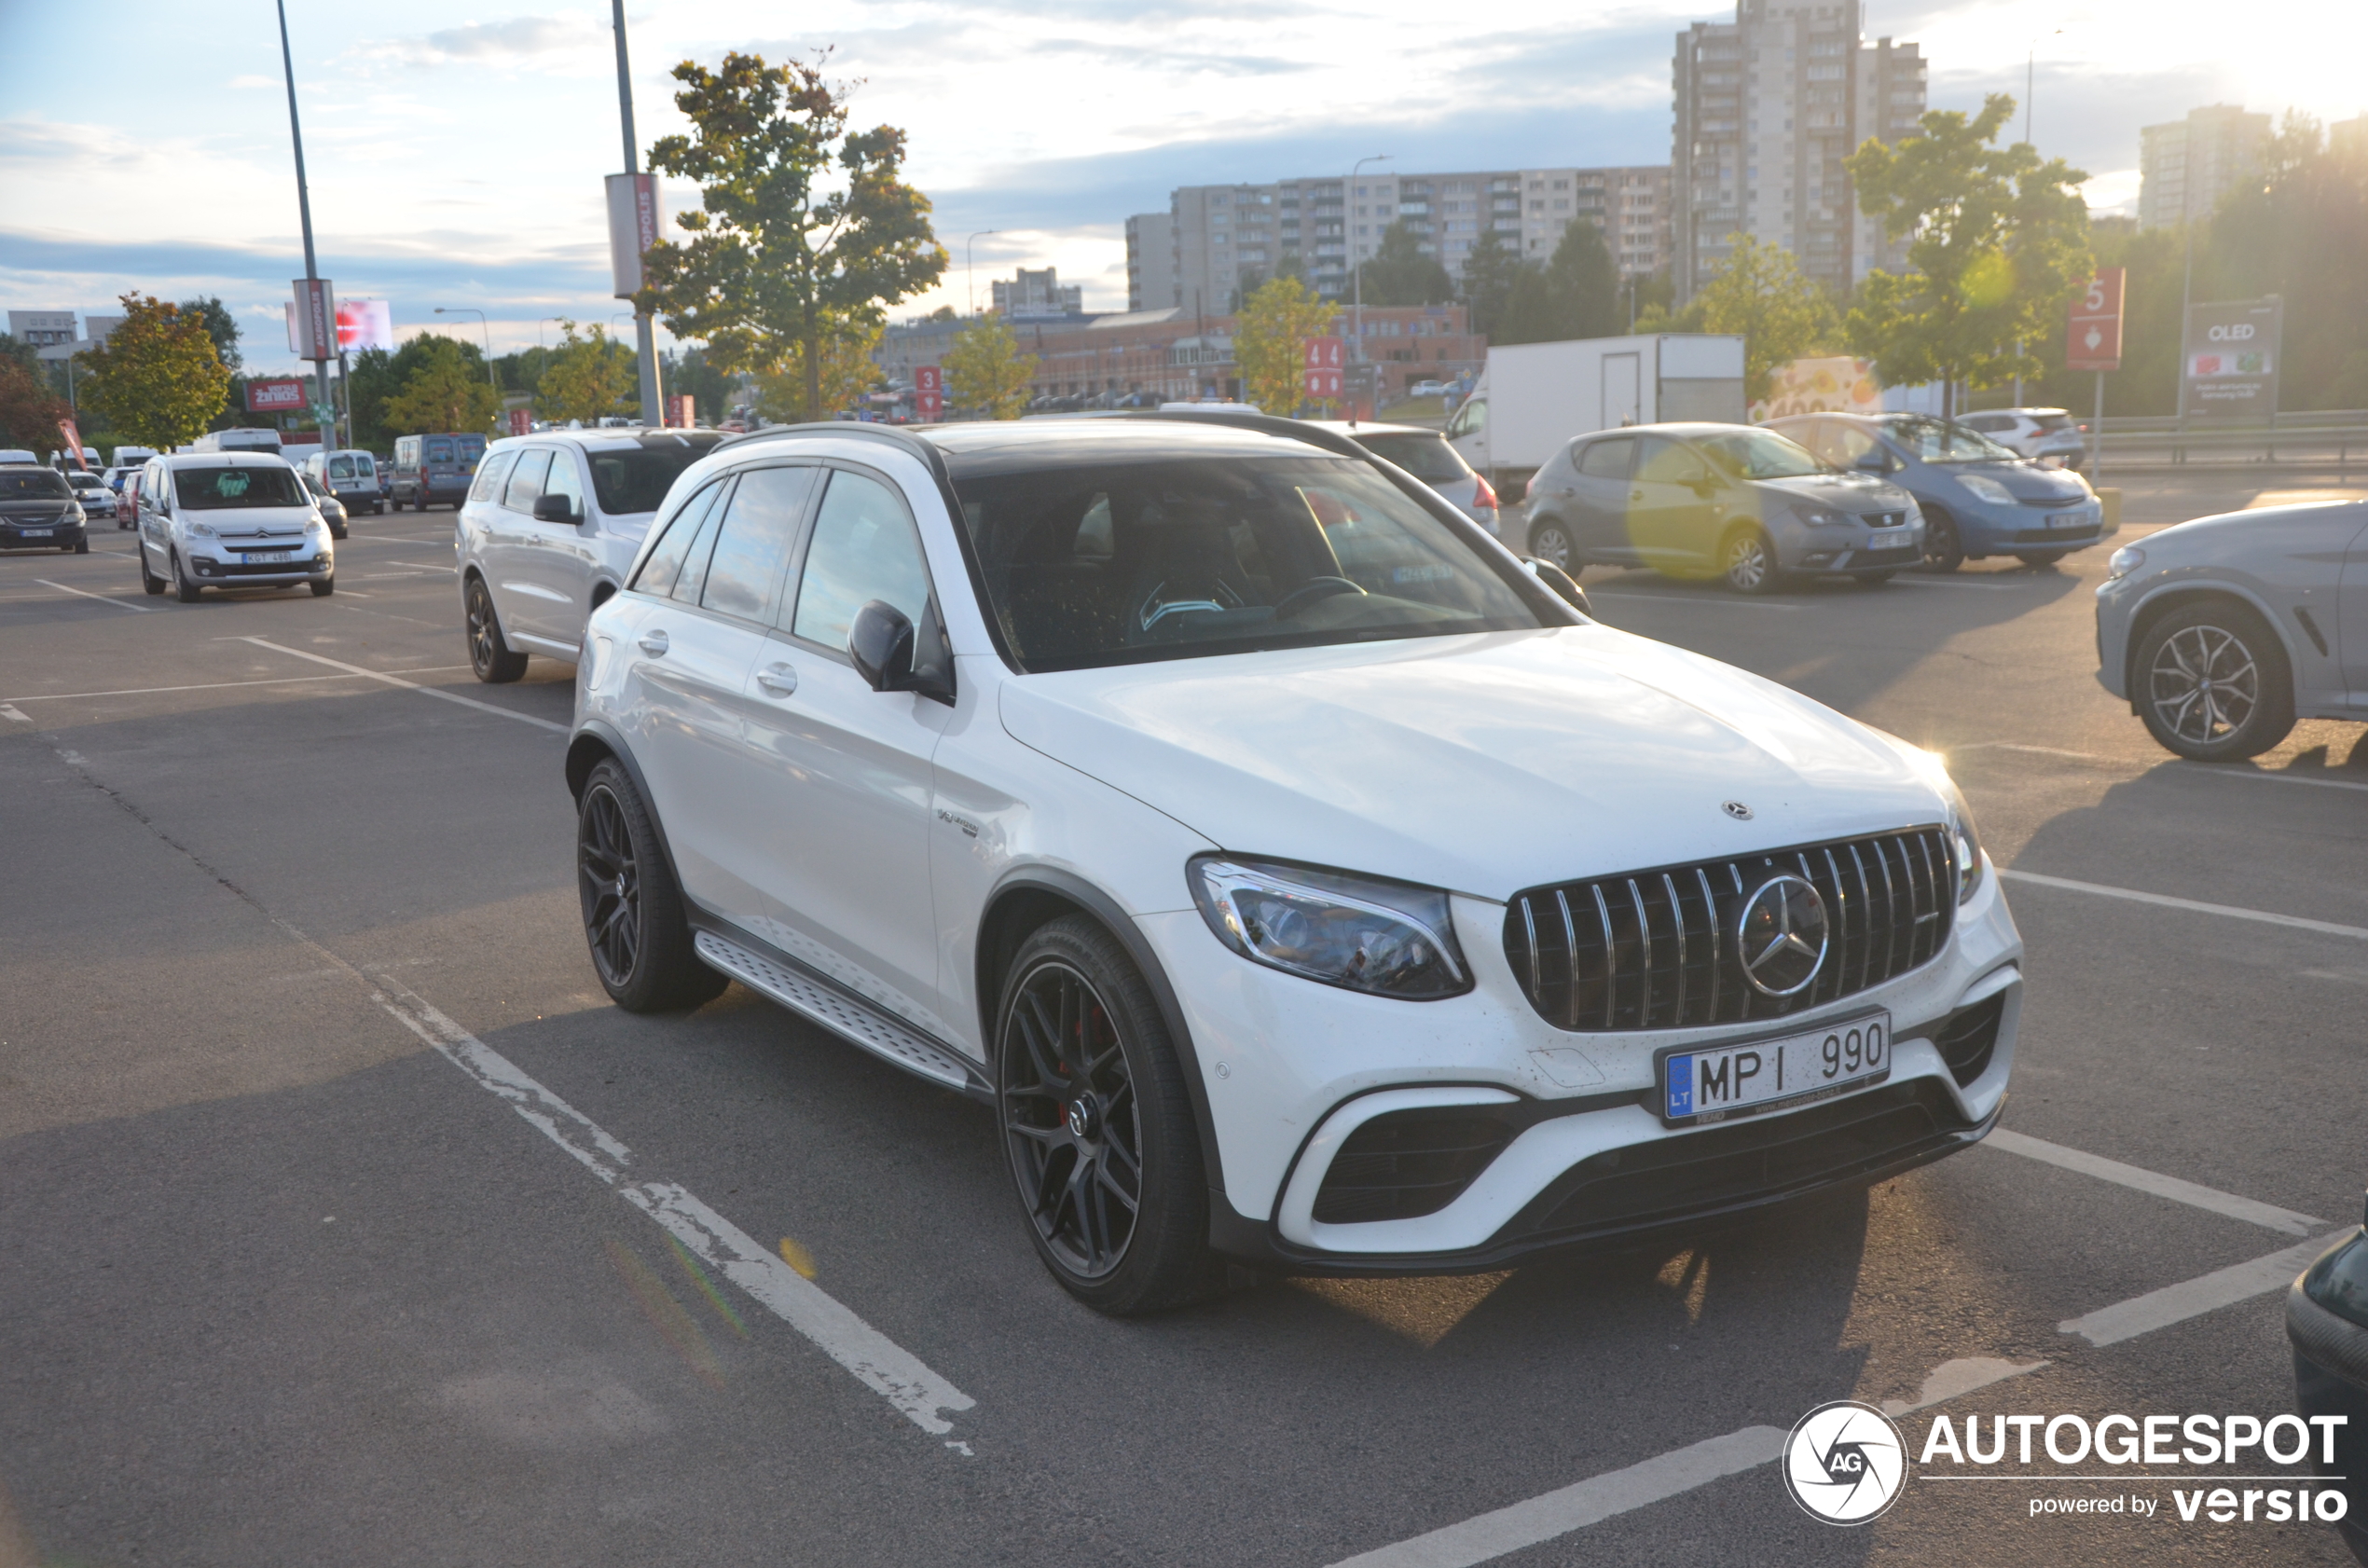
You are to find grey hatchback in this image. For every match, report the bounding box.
[1520,422,1924,593]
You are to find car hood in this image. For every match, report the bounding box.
[0,497,75,515]
[2141,499,2368,561]
[178,505,315,534]
[1752,472,1914,513]
[998,626,1948,901]
[1942,461,2089,502]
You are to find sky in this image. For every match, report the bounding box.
[2,0,2361,377]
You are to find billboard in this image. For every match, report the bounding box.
[2182,297,2281,420]
[337,298,393,353]
[606,173,664,298]
[289,279,337,360]
[247,378,307,412]
[2066,268,2125,373]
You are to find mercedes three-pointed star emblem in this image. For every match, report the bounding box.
[1737,873,1830,997]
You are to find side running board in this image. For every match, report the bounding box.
[693,931,987,1099]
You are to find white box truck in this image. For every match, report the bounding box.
[1443,334,1747,498]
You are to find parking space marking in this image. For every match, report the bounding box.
[372,977,979,1441]
[35,579,152,612]
[2211,767,2368,797]
[237,638,567,734]
[1998,868,2368,942]
[0,704,27,723]
[1982,1128,2324,1234]
[0,667,474,706]
[385,560,457,573]
[1583,591,1799,612]
[2058,1231,2344,1347]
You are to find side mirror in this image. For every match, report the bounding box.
[531,492,581,524]
[849,598,956,703]
[1855,450,1891,475]
[1519,557,1592,618]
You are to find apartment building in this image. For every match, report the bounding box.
[1124,213,1177,312]
[1672,0,1925,300]
[1149,166,1671,312]
[2139,104,2271,229]
[990,267,1083,319]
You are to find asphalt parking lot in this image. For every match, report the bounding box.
[1,473,2362,1566]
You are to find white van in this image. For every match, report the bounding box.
[185,429,284,455]
[110,445,159,470]
[302,447,382,516]
[134,451,335,601]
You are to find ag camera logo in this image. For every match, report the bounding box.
[1783,1400,1907,1524]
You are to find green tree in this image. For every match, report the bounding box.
[755,314,886,420]
[1356,220,1454,307]
[1845,93,2091,415]
[1690,234,1841,398]
[1458,227,1523,340]
[176,295,242,373]
[941,314,1037,420]
[381,337,501,435]
[1234,274,1335,415]
[1492,220,1623,345]
[76,294,231,451]
[662,344,738,424]
[641,49,947,421]
[535,321,637,424]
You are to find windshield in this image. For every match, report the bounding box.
[173,465,308,509]
[587,434,724,516]
[951,454,1544,672]
[1353,432,1470,483]
[0,470,72,500]
[1695,428,1826,479]
[1882,415,2018,463]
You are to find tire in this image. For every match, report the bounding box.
[2014,551,2065,568]
[996,915,1218,1315]
[1855,571,1895,586]
[139,546,166,596]
[171,549,201,603]
[310,577,336,597]
[1922,508,1965,572]
[2134,600,2295,762]
[576,759,726,1012]
[465,576,529,682]
[1719,525,1781,595]
[1526,518,1578,571]
[392,496,406,513]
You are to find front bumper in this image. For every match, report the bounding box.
[1152,860,2023,1267]
[0,520,84,549]
[1775,519,1926,575]
[2286,1233,2368,1561]
[187,545,333,584]
[1960,496,2103,554]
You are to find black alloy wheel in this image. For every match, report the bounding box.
[1527,518,1577,571]
[997,916,1218,1314]
[465,577,529,682]
[575,759,723,1012]
[2135,600,2296,762]
[1922,508,1965,571]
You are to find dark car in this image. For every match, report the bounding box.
[0,466,89,554]
[300,471,351,539]
[2288,1196,2368,1563]
[1520,421,1925,594]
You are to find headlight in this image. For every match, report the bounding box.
[186,521,217,537]
[2104,545,2144,582]
[1957,474,2017,506]
[305,517,324,534]
[1795,505,1853,528]
[1190,855,1469,999]
[1926,766,1986,905]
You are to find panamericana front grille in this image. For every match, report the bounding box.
[1502,827,1955,1033]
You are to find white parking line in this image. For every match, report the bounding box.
[0,667,475,705]
[2059,1231,2344,1347]
[1998,868,2368,942]
[35,578,151,612]
[2211,767,2368,797]
[1584,591,1799,612]
[1982,1128,2324,1234]
[0,704,28,723]
[373,978,978,1441]
[237,638,566,734]
[385,560,457,573]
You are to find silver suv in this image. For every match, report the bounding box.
[456,428,723,681]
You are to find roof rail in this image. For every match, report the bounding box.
[1105,407,1365,461]
[711,419,955,489]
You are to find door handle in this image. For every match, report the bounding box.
[1630,488,1645,502]
[756,662,798,696]
[638,630,669,656]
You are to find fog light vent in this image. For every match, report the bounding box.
[1312,1107,1517,1225]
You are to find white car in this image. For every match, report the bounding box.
[1957,407,2088,469]
[63,468,116,522]
[133,452,335,601]
[456,428,725,681]
[567,415,2023,1314]
[1300,419,1502,536]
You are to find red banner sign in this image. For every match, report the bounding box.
[509,407,533,436]
[664,393,695,430]
[915,364,943,420]
[57,418,87,467]
[2067,268,2125,373]
[247,377,307,412]
[1303,336,1345,399]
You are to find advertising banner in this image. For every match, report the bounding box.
[915,364,943,420]
[606,173,664,298]
[2066,268,2126,373]
[246,378,307,413]
[337,298,394,354]
[57,419,87,468]
[1749,356,1883,422]
[1303,336,1345,400]
[664,393,696,430]
[2182,297,2281,420]
[508,407,533,437]
[289,279,337,360]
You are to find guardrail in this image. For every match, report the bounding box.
[2086,413,2368,475]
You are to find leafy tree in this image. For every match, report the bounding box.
[1234,274,1334,415]
[1458,227,1523,340]
[0,354,74,457]
[1689,234,1840,397]
[662,344,739,424]
[941,314,1037,420]
[641,49,947,421]
[1356,221,1453,307]
[76,294,231,451]
[350,337,496,447]
[755,314,887,420]
[0,334,41,377]
[535,321,637,424]
[1845,93,2091,416]
[176,296,243,373]
[381,337,501,435]
[1493,220,1623,345]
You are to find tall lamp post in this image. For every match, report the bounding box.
[611,0,663,425]
[1348,155,1391,409]
[273,0,335,453]
[434,307,500,406]
[967,230,1001,316]
[2012,29,2063,406]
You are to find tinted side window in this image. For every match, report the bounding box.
[631,479,726,597]
[1827,424,1882,467]
[699,466,816,623]
[1576,437,1633,480]
[470,450,517,502]
[791,471,931,652]
[503,450,553,512]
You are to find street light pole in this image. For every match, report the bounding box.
[434,308,500,410]
[967,231,1001,316]
[1348,155,1391,412]
[612,0,664,426]
[274,0,335,452]
[2013,31,2061,407]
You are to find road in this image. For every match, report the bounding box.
[0,475,2361,1566]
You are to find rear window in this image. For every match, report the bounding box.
[586,434,725,516]
[173,465,307,509]
[1352,432,1469,483]
[425,438,455,464]
[0,470,71,499]
[2031,414,2074,433]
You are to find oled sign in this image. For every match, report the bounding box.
[2182,297,2282,420]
